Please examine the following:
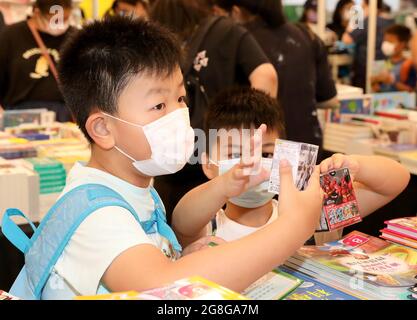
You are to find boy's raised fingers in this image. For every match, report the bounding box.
[279,159,296,195]
[306,165,321,192]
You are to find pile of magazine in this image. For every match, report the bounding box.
[285,231,417,300]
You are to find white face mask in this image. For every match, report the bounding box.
[381,41,396,57]
[38,15,70,36]
[212,157,275,209]
[103,108,195,177]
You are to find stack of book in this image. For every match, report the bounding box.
[0,137,37,159]
[285,231,417,300]
[380,217,417,250]
[323,123,374,153]
[0,158,40,223]
[15,158,67,195]
[279,266,359,300]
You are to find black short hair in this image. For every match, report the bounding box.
[216,0,286,28]
[205,87,286,149]
[35,0,72,14]
[58,16,182,142]
[150,0,209,40]
[384,24,412,43]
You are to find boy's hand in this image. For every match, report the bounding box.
[320,153,360,180]
[219,124,269,199]
[220,161,270,199]
[278,160,323,234]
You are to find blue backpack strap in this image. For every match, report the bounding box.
[2,208,37,254]
[147,188,182,253]
[25,184,141,299]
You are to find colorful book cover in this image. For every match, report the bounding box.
[279,267,359,300]
[295,231,417,290]
[242,270,303,300]
[75,276,248,300]
[317,168,361,232]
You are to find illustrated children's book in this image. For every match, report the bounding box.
[287,231,417,299]
[75,276,248,300]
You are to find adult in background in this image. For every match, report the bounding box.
[341,0,394,90]
[150,0,278,223]
[327,0,354,40]
[0,0,74,121]
[213,0,337,150]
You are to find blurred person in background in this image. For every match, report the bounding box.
[341,0,394,90]
[212,0,337,151]
[105,0,149,19]
[0,0,74,121]
[327,0,354,40]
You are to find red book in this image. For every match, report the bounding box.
[385,217,417,240]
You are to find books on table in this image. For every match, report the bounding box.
[279,266,359,300]
[381,217,417,250]
[75,276,247,300]
[242,269,302,300]
[285,231,417,300]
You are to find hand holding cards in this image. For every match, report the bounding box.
[267,139,361,232]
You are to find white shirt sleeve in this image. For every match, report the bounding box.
[54,206,154,296]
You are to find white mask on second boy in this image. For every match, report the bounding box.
[212,157,275,209]
[103,108,195,177]
[381,41,396,57]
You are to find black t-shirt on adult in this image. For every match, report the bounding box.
[244,19,337,146]
[185,17,270,111]
[0,20,72,109]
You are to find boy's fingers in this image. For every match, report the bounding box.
[306,165,321,191]
[279,159,296,194]
[332,154,345,169]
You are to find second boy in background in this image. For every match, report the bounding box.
[372,24,416,93]
[172,87,411,246]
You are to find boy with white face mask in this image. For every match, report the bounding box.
[371,24,416,93]
[5,17,327,299]
[173,87,411,249]
[201,88,284,242]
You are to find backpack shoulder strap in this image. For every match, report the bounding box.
[2,208,37,254]
[183,16,223,76]
[24,183,141,299]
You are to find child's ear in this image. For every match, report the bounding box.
[201,152,217,180]
[85,113,115,150]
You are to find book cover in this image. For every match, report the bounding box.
[294,231,417,290]
[242,270,303,300]
[75,276,248,300]
[279,267,359,300]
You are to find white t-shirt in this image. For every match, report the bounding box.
[46,162,174,297]
[206,200,279,242]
